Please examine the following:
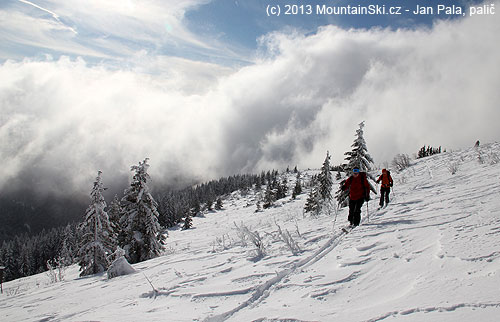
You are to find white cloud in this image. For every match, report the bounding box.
[1,0,247,64]
[1,3,499,196]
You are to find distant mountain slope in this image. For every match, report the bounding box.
[1,143,500,322]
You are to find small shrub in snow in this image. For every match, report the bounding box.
[477,152,485,164]
[294,220,302,238]
[163,245,176,255]
[392,154,411,172]
[275,222,301,256]
[397,174,408,185]
[234,222,266,259]
[46,257,67,283]
[489,153,499,165]
[234,222,248,247]
[211,234,233,253]
[447,162,460,175]
[5,286,21,297]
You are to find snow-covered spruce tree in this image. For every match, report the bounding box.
[59,224,77,265]
[318,151,333,203]
[215,197,223,210]
[263,184,275,209]
[336,122,376,207]
[344,121,374,172]
[120,159,165,264]
[275,177,288,200]
[304,151,334,215]
[304,186,319,215]
[77,171,116,277]
[107,195,123,243]
[292,172,302,199]
[182,212,193,230]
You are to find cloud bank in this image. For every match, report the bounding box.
[1,5,499,196]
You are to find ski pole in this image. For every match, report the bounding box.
[332,201,340,231]
[366,200,370,223]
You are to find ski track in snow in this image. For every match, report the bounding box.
[365,302,500,322]
[1,143,500,322]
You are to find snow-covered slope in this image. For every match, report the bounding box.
[2,143,500,322]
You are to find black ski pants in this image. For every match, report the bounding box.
[379,187,391,207]
[348,198,364,226]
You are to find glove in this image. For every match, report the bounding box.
[365,194,370,201]
[390,183,393,187]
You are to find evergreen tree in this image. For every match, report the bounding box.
[206,200,214,211]
[337,122,375,207]
[263,184,275,209]
[275,177,288,200]
[318,151,333,202]
[344,121,374,172]
[120,159,165,264]
[59,224,77,265]
[335,178,349,208]
[77,171,115,276]
[292,172,302,199]
[108,195,122,245]
[304,187,320,215]
[255,196,263,212]
[191,201,201,217]
[215,197,223,210]
[304,152,334,215]
[182,213,193,230]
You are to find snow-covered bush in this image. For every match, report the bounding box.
[234,222,266,260]
[46,257,66,283]
[5,286,21,297]
[210,234,233,253]
[447,162,460,175]
[294,220,302,238]
[477,151,485,164]
[392,153,411,172]
[489,152,499,165]
[275,222,301,256]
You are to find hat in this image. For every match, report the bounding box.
[353,167,360,173]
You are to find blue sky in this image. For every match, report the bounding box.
[0,0,481,65]
[0,0,498,195]
[185,0,460,50]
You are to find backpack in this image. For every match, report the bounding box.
[360,172,370,200]
[380,171,392,187]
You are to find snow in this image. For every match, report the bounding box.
[1,143,500,322]
[107,256,136,279]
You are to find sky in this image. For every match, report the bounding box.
[0,0,499,196]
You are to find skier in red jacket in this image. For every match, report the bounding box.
[376,169,393,208]
[342,167,371,226]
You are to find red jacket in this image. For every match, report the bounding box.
[376,170,393,188]
[343,173,370,201]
